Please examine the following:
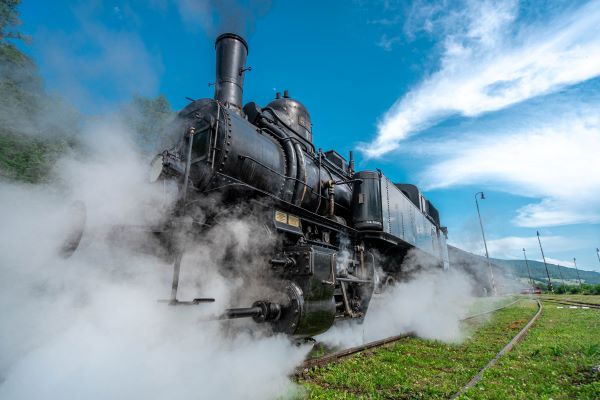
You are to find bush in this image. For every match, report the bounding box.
[568,285,582,294]
[585,283,600,295]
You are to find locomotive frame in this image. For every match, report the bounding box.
[151,33,449,337]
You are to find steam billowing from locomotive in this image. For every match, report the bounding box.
[0,30,472,400]
[142,32,450,337]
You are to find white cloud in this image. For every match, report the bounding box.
[544,257,576,268]
[377,34,402,51]
[455,234,577,260]
[452,235,599,272]
[417,110,600,226]
[363,0,600,157]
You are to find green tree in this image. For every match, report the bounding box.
[0,0,80,183]
[0,0,27,42]
[123,94,175,154]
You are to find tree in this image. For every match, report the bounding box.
[0,0,28,42]
[123,94,175,155]
[0,0,80,183]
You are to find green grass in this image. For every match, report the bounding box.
[298,298,600,399]
[460,299,600,399]
[464,296,519,315]
[299,300,539,399]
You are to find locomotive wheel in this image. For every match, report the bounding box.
[384,276,396,287]
[59,200,87,259]
[376,275,396,294]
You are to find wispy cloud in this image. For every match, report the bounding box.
[483,235,578,260]
[376,34,402,51]
[544,257,576,268]
[455,234,596,270]
[416,107,600,226]
[454,233,574,259]
[363,0,600,157]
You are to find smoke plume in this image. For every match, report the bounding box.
[176,0,272,37]
[0,119,309,400]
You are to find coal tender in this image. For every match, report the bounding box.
[153,33,450,337]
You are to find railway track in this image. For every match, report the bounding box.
[539,296,600,309]
[297,298,522,375]
[451,299,542,398]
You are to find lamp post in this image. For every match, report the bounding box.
[475,192,497,296]
[536,231,553,293]
[522,248,534,289]
[573,257,582,286]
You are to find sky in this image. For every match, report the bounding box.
[14,0,600,271]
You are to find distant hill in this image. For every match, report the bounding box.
[491,258,600,285]
[448,245,517,295]
[448,245,600,288]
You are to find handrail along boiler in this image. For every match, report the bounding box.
[153,33,450,337]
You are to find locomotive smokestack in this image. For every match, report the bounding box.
[214,33,249,113]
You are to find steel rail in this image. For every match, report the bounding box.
[459,299,520,321]
[539,295,600,305]
[450,299,542,399]
[297,297,522,375]
[298,332,414,373]
[539,297,600,309]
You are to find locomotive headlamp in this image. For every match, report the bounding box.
[275,210,287,223]
[274,210,300,228]
[287,214,300,228]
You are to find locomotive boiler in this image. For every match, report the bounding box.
[149,33,450,337]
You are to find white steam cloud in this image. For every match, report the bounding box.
[0,121,309,400]
[316,250,478,349]
[363,0,600,157]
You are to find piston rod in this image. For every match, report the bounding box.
[223,306,263,319]
[222,301,282,323]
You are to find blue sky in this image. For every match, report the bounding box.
[15,0,600,271]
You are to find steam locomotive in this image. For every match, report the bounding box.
[150,33,449,337]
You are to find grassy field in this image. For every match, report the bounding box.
[297,297,600,399]
[461,298,600,399]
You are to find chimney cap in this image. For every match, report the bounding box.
[215,33,249,54]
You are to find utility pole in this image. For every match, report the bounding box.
[573,257,582,286]
[475,192,497,296]
[522,248,534,289]
[556,264,565,287]
[536,231,553,293]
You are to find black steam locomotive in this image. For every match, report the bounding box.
[151,33,449,337]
